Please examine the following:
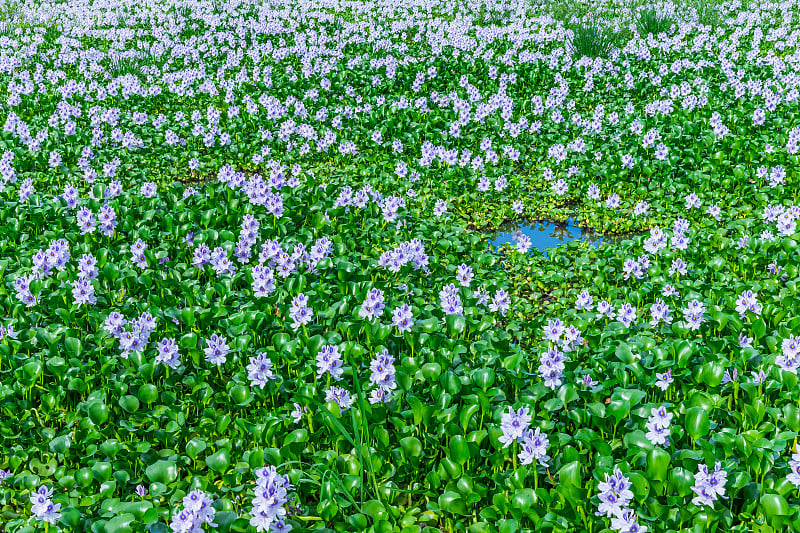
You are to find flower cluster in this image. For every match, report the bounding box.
[681,299,706,331]
[596,469,644,533]
[691,462,727,508]
[247,352,276,388]
[249,466,294,532]
[391,303,414,333]
[734,290,762,318]
[360,288,386,320]
[368,348,396,404]
[30,485,61,525]
[377,239,429,272]
[644,405,672,447]
[288,293,313,330]
[439,283,463,315]
[498,406,550,466]
[325,386,354,412]
[204,333,231,366]
[130,239,147,269]
[170,490,217,532]
[316,345,344,381]
[776,334,800,374]
[251,264,277,297]
[104,311,158,359]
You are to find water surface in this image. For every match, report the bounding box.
[487,219,628,255]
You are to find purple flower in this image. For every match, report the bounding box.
[368,348,396,404]
[655,369,673,391]
[722,368,738,385]
[610,510,647,533]
[439,283,463,316]
[518,427,550,466]
[499,406,531,448]
[575,290,593,311]
[489,289,510,316]
[203,334,230,366]
[247,352,275,388]
[76,207,96,234]
[136,485,147,498]
[77,253,99,279]
[391,304,414,333]
[617,303,637,328]
[359,288,385,320]
[325,386,353,412]
[288,293,313,330]
[291,403,307,424]
[71,278,97,306]
[156,338,181,369]
[596,469,633,518]
[456,264,473,287]
[316,345,343,381]
[691,462,727,508]
[735,290,762,318]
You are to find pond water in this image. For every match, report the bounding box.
[487,219,629,255]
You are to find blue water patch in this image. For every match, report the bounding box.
[487,219,617,255]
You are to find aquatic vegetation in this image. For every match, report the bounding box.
[0,0,799,532]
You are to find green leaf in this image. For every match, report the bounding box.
[104,513,135,533]
[145,460,178,484]
[685,406,710,440]
[65,337,82,358]
[186,438,207,460]
[206,449,231,474]
[449,435,470,465]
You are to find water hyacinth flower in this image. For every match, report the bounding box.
[291,403,307,424]
[518,428,550,466]
[156,337,181,369]
[682,299,706,331]
[324,386,353,412]
[359,288,385,320]
[368,348,397,404]
[734,290,762,318]
[170,489,217,532]
[130,239,147,269]
[691,462,727,508]
[251,264,276,297]
[249,466,293,532]
[247,352,275,388]
[776,334,800,374]
[439,283,463,316]
[575,290,593,311]
[316,345,343,381]
[655,369,673,391]
[288,293,313,330]
[610,509,647,533]
[391,304,414,333]
[30,485,61,525]
[645,405,672,447]
[77,253,99,279]
[456,264,473,287]
[203,333,230,366]
[596,468,633,518]
[71,278,97,306]
[498,406,531,448]
[539,346,565,390]
[489,289,510,316]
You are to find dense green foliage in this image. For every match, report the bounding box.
[0,0,799,532]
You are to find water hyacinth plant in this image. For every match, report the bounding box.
[0,0,798,532]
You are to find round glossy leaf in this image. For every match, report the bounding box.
[145,460,178,485]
